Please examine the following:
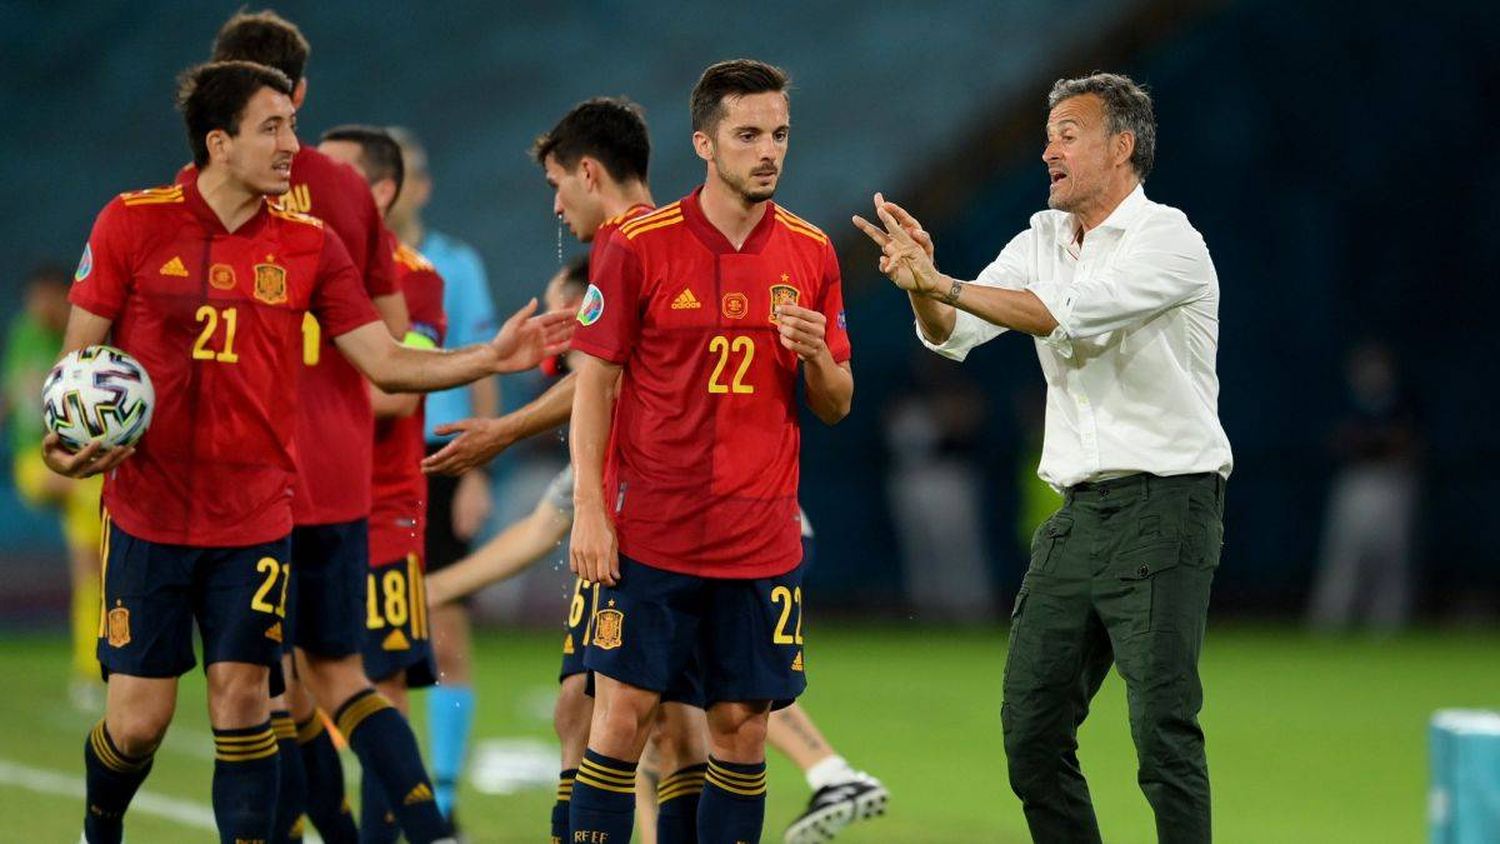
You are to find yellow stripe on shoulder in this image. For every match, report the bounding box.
[394,244,435,273]
[267,204,325,229]
[774,210,828,244]
[618,201,682,235]
[622,214,684,241]
[120,185,185,206]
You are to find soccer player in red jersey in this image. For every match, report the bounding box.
[567,60,854,843]
[45,62,569,844]
[207,12,431,842]
[318,123,450,844]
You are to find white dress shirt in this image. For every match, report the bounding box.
[920,185,1233,489]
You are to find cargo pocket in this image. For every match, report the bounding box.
[1030,515,1073,574]
[1116,540,1183,637]
[1002,588,1030,690]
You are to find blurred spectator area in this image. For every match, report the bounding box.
[2,0,1498,619]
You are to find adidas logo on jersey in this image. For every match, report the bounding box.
[791,650,804,672]
[671,288,702,310]
[382,629,411,651]
[159,256,188,277]
[404,783,435,805]
[265,622,283,643]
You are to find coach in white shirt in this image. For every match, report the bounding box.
[856,72,1229,844]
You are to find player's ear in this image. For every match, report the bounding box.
[691,130,714,163]
[579,157,601,192]
[207,129,231,163]
[292,78,308,110]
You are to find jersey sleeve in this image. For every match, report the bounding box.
[818,243,852,364]
[68,200,134,320]
[569,236,643,365]
[360,211,400,299]
[404,268,447,348]
[312,228,382,338]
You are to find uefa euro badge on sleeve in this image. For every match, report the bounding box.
[107,602,131,648]
[769,279,800,323]
[254,259,288,305]
[593,601,624,651]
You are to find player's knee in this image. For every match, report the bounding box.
[594,694,653,746]
[206,665,272,726]
[109,710,171,756]
[554,679,591,741]
[706,706,769,760]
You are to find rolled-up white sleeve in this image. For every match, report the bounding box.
[917,228,1034,361]
[1042,210,1211,343]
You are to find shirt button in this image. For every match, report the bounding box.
[1137,564,1150,578]
[1100,488,1110,498]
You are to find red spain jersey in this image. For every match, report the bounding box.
[283,147,401,525]
[571,188,852,578]
[181,149,399,525]
[69,172,379,546]
[369,235,446,567]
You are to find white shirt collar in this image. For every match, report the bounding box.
[1056,182,1149,247]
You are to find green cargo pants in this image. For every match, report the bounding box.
[1002,472,1224,844]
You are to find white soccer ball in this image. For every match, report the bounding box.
[42,345,155,451]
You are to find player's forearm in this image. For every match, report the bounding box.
[803,356,853,425]
[504,371,577,444]
[921,282,1057,338]
[373,342,497,394]
[372,292,410,339]
[470,371,500,418]
[429,507,569,604]
[570,362,618,511]
[370,383,419,418]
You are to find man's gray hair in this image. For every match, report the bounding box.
[1048,72,1156,182]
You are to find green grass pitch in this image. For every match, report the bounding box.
[3,625,1497,842]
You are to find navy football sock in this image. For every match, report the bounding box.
[270,710,306,843]
[83,720,154,844]
[570,749,638,843]
[551,768,577,843]
[335,688,450,843]
[359,764,400,844]
[698,757,766,844]
[212,722,281,844]
[657,762,707,844]
[296,711,358,843]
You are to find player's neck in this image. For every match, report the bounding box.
[600,181,654,219]
[390,215,424,249]
[196,166,265,233]
[1075,174,1139,234]
[698,179,768,251]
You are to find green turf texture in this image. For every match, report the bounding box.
[3,625,1496,842]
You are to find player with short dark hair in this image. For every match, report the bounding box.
[49,60,569,844]
[567,58,853,843]
[208,10,439,841]
[319,124,450,844]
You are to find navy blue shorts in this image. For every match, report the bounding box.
[287,520,368,659]
[564,574,705,707]
[583,552,807,709]
[362,553,437,688]
[97,515,289,695]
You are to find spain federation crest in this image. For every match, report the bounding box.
[106,604,131,648]
[593,607,624,650]
[769,283,800,323]
[254,262,288,305]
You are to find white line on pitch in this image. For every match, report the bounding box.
[0,757,324,842]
